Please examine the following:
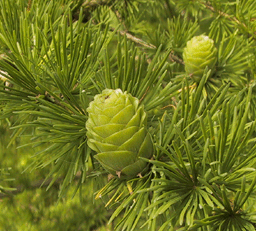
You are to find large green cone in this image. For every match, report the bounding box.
[86,89,153,179]
[183,35,217,82]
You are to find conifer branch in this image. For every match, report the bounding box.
[118,30,155,49]
[203,2,255,37]
[2,1,256,229]
[27,0,32,11]
[82,0,111,8]
[164,0,176,17]
[204,3,245,27]
[110,3,184,65]
[117,30,184,65]
[83,1,184,64]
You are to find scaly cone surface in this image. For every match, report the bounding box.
[86,89,153,179]
[183,35,217,82]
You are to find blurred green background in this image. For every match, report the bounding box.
[0,119,112,231]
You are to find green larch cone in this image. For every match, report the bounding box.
[183,35,217,82]
[86,89,153,179]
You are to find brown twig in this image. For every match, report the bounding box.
[82,0,112,9]
[139,86,150,103]
[204,3,244,25]
[27,0,32,11]
[117,30,184,65]
[118,30,156,49]
[82,1,184,65]
[203,2,254,36]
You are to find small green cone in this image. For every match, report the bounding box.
[183,35,217,82]
[86,89,153,179]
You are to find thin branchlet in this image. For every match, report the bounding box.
[203,1,256,37]
[117,29,184,65]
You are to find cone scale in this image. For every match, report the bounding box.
[86,89,153,179]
